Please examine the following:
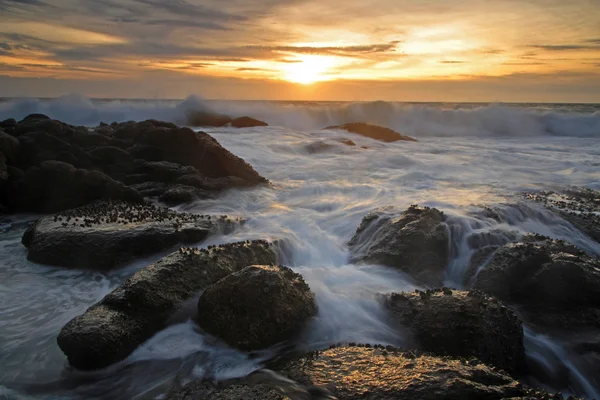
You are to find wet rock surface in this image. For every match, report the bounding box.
[197,265,317,350]
[167,346,527,400]
[349,205,449,286]
[0,116,268,212]
[523,187,600,245]
[384,289,525,374]
[473,235,600,331]
[22,200,241,269]
[326,122,417,142]
[57,240,278,370]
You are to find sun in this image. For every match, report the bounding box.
[282,55,336,84]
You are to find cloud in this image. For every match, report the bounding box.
[247,42,400,57]
[236,67,274,71]
[501,61,546,66]
[482,49,505,55]
[131,0,245,21]
[529,44,600,51]
[0,0,48,9]
[1,0,600,101]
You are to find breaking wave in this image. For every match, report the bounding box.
[0,94,599,138]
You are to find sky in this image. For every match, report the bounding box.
[1,0,600,102]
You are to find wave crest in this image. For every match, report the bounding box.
[0,94,598,138]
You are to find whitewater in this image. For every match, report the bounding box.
[1,96,600,399]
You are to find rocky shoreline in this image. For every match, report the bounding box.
[1,115,600,399]
[0,114,269,213]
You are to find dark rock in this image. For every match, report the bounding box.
[133,160,198,183]
[112,120,152,141]
[159,184,208,205]
[7,161,141,213]
[349,205,449,286]
[19,113,50,123]
[167,346,525,400]
[523,188,600,245]
[463,246,499,287]
[72,132,110,148]
[17,131,92,169]
[57,240,278,370]
[185,111,231,127]
[127,144,161,161]
[473,235,600,331]
[88,146,133,165]
[0,152,7,186]
[326,122,417,142]
[175,175,247,191]
[132,125,267,185]
[384,289,525,374]
[107,138,130,149]
[3,118,267,212]
[0,166,24,206]
[466,229,521,250]
[6,165,25,181]
[1,118,18,132]
[94,125,114,136]
[14,118,71,139]
[197,265,317,350]
[0,130,20,164]
[129,181,170,197]
[166,381,281,400]
[22,200,239,268]
[231,116,268,128]
[123,173,153,185]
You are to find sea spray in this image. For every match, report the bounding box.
[1,94,599,138]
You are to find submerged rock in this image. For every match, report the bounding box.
[168,346,525,400]
[303,141,337,154]
[197,265,317,350]
[384,289,525,374]
[57,240,278,370]
[326,122,417,142]
[473,235,600,331]
[349,205,449,286]
[22,200,240,269]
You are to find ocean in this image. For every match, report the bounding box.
[0,95,599,399]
